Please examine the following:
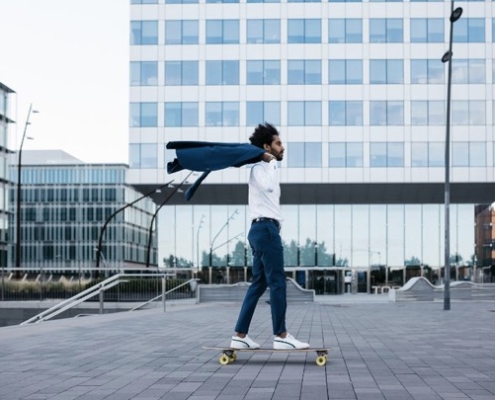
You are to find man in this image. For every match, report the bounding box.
[230,123,310,350]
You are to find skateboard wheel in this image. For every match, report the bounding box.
[229,354,237,362]
[316,355,326,366]
[219,355,230,365]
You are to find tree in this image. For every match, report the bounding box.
[450,253,463,265]
[405,256,422,266]
[163,254,193,268]
[229,241,247,266]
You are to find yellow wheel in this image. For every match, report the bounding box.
[230,354,237,362]
[316,355,327,366]
[219,354,230,365]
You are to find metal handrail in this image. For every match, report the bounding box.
[20,273,175,325]
[129,278,199,312]
[20,274,121,325]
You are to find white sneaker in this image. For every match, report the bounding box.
[230,335,260,349]
[274,333,310,350]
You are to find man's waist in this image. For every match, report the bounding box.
[251,217,281,229]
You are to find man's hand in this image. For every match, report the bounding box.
[261,153,276,162]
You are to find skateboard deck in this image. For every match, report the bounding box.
[203,346,330,366]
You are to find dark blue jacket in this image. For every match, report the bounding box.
[166,141,265,201]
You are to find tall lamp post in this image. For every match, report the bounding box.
[441,2,463,311]
[145,171,193,269]
[95,179,174,276]
[196,214,205,271]
[15,104,38,274]
[209,209,239,266]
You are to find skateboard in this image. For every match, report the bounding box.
[203,346,330,366]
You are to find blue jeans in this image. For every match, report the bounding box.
[234,220,287,336]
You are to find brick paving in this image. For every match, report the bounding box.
[1,300,495,400]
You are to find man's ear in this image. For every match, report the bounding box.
[263,143,270,152]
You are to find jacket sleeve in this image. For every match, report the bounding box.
[251,160,277,193]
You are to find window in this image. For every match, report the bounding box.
[329,143,363,167]
[411,142,444,167]
[165,102,198,127]
[453,142,486,167]
[131,0,158,3]
[166,0,198,3]
[288,60,321,84]
[287,142,322,167]
[410,19,444,43]
[329,101,363,126]
[288,102,321,126]
[130,21,158,45]
[410,59,444,84]
[247,20,281,44]
[248,0,279,3]
[452,101,485,125]
[288,19,321,43]
[452,59,485,84]
[165,20,199,44]
[370,19,403,43]
[206,20,240,44]
[246,61,280,84]
[370,143,404,167]
[165,61,199,85]
[206,61,239,85]
[410,101,445,125]
[329,60,362,84]
[329,0,361,3]
[454,19,485,43]
[370,60,403,84]
[206,102,239,126]
[130,61,157,86]
[207,0,238,2]
[129,144,157,169]
[329,19,362,43]
[246,102,281,126]
[129,103,157,127]
[370,101,404,126]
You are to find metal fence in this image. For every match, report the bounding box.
[0,267,197,302]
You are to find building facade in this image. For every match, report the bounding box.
[0,82,15,268]
[128,0,495,289]
[9,150,157,270]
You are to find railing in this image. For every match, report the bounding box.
[19,272,180,325]
[0,267,197,302]
[130,278,199,312]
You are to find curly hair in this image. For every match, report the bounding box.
[248,123,280,149]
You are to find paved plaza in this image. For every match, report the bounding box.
[1,298,495,400]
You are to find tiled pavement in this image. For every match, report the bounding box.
[1,299,495,400]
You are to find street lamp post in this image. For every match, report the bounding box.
[15,104,38,275]
[209,209,239,266]
[95,179,174,276]
[441,2,463,311]
[145,172,193,269]
[196,214,205,270]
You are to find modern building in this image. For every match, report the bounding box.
[128,0,495,292]
[0,82,15,268]
[8,150,157,271]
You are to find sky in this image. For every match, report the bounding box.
[0,0,129,164]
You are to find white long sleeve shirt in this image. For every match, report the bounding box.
[249,159,282,223]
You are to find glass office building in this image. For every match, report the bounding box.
[128,0,495,289]
[8,150,157,270]
[0,82,15,268]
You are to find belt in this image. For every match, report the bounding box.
[252,217,280,229]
